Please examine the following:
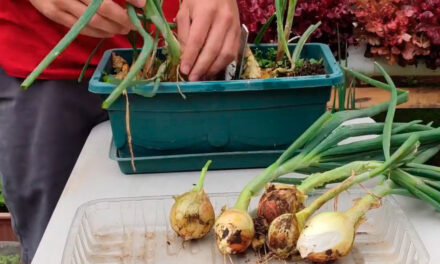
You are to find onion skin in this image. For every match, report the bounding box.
[251,215,269,251]
[257,184,302,224]
[266,213,300,259]
[214,208,255,254]
[252,183,300,251]
[296,212,355,262]
[169,189,215,241]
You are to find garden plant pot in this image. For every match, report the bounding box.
[90,43,343,173]
[0,213,17,242]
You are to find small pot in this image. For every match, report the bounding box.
[0,213,18,241]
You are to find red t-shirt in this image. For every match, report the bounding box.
[0,0,179,80]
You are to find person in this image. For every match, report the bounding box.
[0,0,240,262]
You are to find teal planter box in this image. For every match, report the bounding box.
[90,43,343,173]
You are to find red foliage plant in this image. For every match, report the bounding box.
[237,0,356,57]
[237,0,440,68]
[351,0,440,68]
[237,0,277,43]
[293,0,356,59]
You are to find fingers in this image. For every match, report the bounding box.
[176,7,190,51]
[126,0,146,8]
[58,0,129,35]
[205,30,240,79]
[53,10,114,38]
[80,0,132,30]
[179,8,213,76]
[187,14,230,81]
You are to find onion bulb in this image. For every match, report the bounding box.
[297,181,392,262]
[257,183,303,224]
[214,208,255,254]
[296,212,354,262]
[252,183,303,251]
[169,160,215,241]
[266,213,299,259]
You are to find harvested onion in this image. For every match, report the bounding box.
[297,211,354,262]
[266,213,300,259]
[169,160,215,241]
[214,208,255,254]
[257,183,302,224]
[297,180,394,262]
[252,183,302,251]
[266,135,418,259]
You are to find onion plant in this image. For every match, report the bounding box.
[297,164,440,262]
[296,179,398,262]
[273,0,320,71]
[213,63,440,255]
[21,0,328,106]
[169,160,215,241]
[266,135,419,258]
[102,4,155,109]
[265,69,419,258]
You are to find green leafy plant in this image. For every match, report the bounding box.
[0,255,20,264]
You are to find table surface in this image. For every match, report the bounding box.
[32,121,440,264]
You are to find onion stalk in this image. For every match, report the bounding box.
[102,4,154,109]
[21,0,104,89]
[214,63,440,255]
[21,0,181,109]
[265,69,412,258]
[266,135,419,259]
[169,160,215,241]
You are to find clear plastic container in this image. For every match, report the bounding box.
[62,190,429,264]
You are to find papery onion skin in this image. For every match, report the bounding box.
[169,189,215,241]
[214,208,255,254]
[252,183,300,251]
[257,183,302,224]
[297,212,355,262]
[266,213,300,259]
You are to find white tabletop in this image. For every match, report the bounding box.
[32,121,440,264]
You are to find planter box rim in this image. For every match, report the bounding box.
[89,43,343,94]
[0,213,11,220]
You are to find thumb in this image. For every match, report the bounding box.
[126,0,146,8]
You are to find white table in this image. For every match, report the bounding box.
[32,121,440,263]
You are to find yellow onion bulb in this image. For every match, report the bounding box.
[257,183,302,224]
[266,213,300,259]
[214,208,255,254]
[169,189,215,241]
[296,212,354,262]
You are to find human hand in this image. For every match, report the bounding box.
[29,0,146,38]
[176,0,241,81]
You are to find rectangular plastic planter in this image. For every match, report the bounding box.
[90,43,343,173]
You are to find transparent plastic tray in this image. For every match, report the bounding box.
[62,190,429,264]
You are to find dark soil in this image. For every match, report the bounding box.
[0,205,8,213]
[294,61,326,77]
[253,215,269,237]
[274,60,326,78]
